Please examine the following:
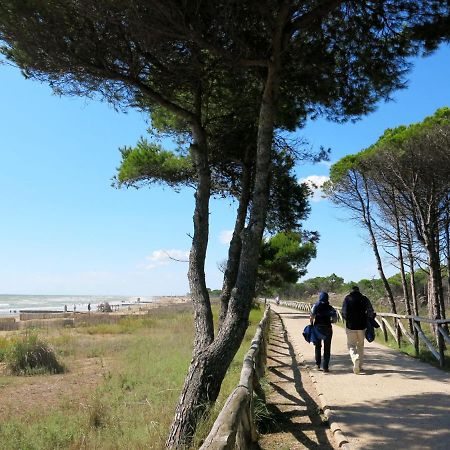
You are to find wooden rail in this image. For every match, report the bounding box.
[0,317,19,331]
[200,307,271,450]
[279,300,450,369]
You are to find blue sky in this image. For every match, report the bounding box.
[1,44,449,296]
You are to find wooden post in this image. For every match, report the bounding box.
[412,318,419,357]
[395,318,402,348]
[397,320,415,346]
[437,325,445,368]
[380,318,388,342]
[413,322,441,362]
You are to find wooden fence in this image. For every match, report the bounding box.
[200,306,271,450]
[0,313,131,332]
[0,317,19,331]
[279,300,450,368]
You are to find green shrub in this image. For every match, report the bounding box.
[88,397,110,428]
[6,333,65,375]
[0,336,9,362]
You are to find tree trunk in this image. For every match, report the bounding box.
[188,120,215,355]
[445,198,450,308]
[434,230,446,321]
[406,224,419,316]
[408,187,445,329]
[393,200,412,330]
[425,234,443,343]
[423,215,444,322]
[405,224,420,355]
[427,274,438,338]
[362,198,397,313]
[218,162,252,330]
[369,224,397,312]
[166,7,287,444]
[165,318,250,449]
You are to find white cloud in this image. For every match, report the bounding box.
[219,230,233,245]
[319,160,333,168]
[300,175,330,202]
[143,249,190,269]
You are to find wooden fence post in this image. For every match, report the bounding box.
[380,318,388,343]
[437,325,445,368]
[412,318,419,357]
[396,318,402,349]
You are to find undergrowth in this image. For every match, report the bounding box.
[5,333,65,375]
[0,305,265,449]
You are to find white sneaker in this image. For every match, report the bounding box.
[353,359,360,374]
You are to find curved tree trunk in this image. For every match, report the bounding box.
[392,199,412,330]
[189,120,215,355]
[367,221,397,314]
[360,178,397,313]
[408,185,445,328]
[405,223,420,354]
[423,224,443,343]
[218,162,252,330]
[406,224,419,316]
[166,10,286,445]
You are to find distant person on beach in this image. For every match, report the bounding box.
[275,295,280,305]
[310,292,337,372]
[342,286,375,374]
[88,303,91,313]
[64,305,67,313]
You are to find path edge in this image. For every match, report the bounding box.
[275,311,353,450]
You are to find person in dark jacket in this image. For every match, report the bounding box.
[342,286,374,374]
[310,292,337,372]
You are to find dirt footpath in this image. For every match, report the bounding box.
[258,312,337,449]
[271,304,450,450]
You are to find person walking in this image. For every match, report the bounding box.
[342,286,375,374]
[310,292,337,372]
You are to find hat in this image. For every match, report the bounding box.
[319,291,329,303]
[351,286,360,291]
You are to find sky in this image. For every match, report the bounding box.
[1,44,450,296]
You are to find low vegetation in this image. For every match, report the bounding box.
[0,304,263,449]
[4,333,65,375]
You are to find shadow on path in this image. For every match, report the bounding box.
[333,392,450,450]
[277,305,450,450]
[258,313,335,450]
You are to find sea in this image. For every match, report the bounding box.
[0,294,154,318]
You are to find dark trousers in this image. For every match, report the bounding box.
[314,326,333,369]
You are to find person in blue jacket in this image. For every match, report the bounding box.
[310,292,337,372]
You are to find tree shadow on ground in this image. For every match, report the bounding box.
[332,392,450,450]
[258,314,334,449]
[285,310,450,382]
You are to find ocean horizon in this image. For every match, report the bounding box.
[0,294,154,317]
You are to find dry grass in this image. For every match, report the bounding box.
[0,303,263,449]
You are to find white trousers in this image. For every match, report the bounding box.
[346,328,366,368]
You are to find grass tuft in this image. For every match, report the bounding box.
[0,336,9,361]
[88,397,110,428]
[5,332,65,375]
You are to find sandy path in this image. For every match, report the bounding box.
[258,312,336,449]
[271,304,450,450]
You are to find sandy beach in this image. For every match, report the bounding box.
[0,295,192,334]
